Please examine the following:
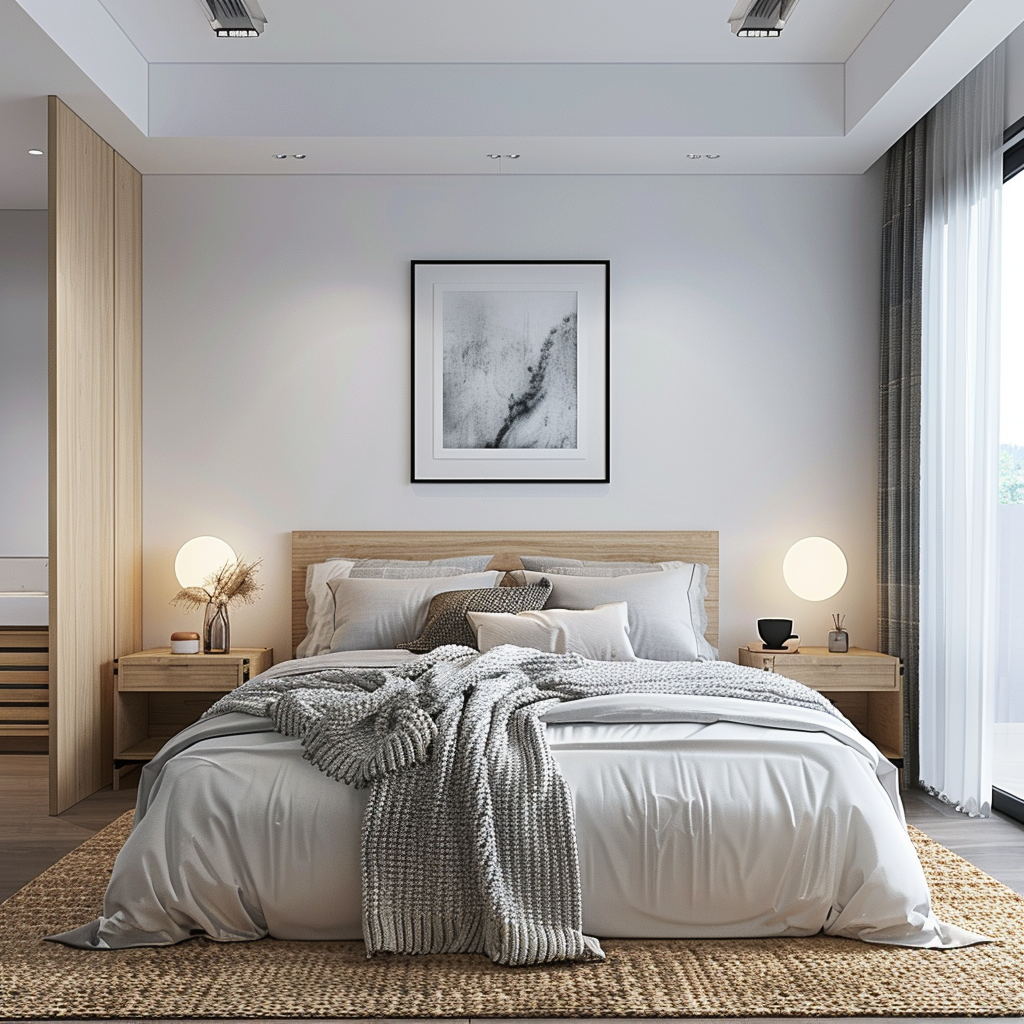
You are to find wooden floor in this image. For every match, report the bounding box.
[1,753,1022,1023]
[0,754,137,903]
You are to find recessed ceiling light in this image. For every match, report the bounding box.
[687,154,702,160]
[273,153,287,159]
[506,154,520,160]
[200,0,267,37]
[28,149,43,156]
[729,0,799,37]
[706,154,721,159]
[487,154,502,159]
[292,154,306,159]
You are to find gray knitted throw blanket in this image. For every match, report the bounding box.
[207,645,846,966]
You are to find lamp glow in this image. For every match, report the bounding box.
[783,537,847,602]
[174,536,236,589]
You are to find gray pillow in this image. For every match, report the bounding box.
[523,568,705,662]
[519,558,715,661]
[398,579,553,653]
[327,572,501,651]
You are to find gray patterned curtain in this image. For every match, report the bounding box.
[879,121,926,787]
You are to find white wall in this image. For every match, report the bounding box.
[142,171,885,664]
[0,209,48,557]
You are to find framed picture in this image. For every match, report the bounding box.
[411,260,610,483]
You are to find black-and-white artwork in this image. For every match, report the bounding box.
[412,261,609,483]
[442,290,578,451]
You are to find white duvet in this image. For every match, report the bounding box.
[54,652,985,950]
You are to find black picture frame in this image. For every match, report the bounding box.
[411,260,610,483]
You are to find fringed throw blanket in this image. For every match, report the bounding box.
[207,645,846,965]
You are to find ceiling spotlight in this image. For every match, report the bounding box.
[487,154,502,159]
[506,154,520,159]
[729,0,800,37]
[28,149,43,156]
[487,154,519,159]
[687,154,702,160]
[273,153,287,159]
[292,154,306,160]
[197,0,267,37]
[706,154,721,159]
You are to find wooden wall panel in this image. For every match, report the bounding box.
[113,153,143,667]
[48,98,142,814]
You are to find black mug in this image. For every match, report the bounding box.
[758,618,797,650]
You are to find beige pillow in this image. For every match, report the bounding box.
[467,602,636,662]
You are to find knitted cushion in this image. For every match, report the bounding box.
[398,578,552,652]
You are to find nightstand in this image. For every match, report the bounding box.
[113,647,273,788]
[737,646,903,764]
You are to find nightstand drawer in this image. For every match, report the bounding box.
[738,647,899,691]
[117,657,246,692]
[766,660,898,692]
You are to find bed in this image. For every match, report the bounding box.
[50,530,983,960]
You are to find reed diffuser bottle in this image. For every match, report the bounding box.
[828,613,849,653]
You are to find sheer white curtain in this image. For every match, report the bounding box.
[919,47,1004,816]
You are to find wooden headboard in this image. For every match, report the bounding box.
[292,530,719,657]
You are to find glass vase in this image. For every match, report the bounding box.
[203,601,231,654]
[827,628,849,653]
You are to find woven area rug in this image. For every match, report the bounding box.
[1,812,1022,1019]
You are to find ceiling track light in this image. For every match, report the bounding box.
[729,0,800,37]
[197,0,267,37]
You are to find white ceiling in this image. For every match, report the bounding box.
[1,0,1023,209]
[96,0,894,65]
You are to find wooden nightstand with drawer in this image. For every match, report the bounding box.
[737,646,903,764]
[113,647,273,788]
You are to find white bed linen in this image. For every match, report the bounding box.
[58,652,983,950]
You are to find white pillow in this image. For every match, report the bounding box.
[297,556,495,657]
[467,603,636,662]
[523,568,701,662]
[327,572,501,652]
[519,558,716,661]
[297,558,355,658]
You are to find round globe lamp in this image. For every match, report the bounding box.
[174,536,236,589]
[782,537,847,602]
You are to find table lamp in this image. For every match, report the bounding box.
[782,536,849,651]
[173,536,237,653]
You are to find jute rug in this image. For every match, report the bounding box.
[0,811,1022,1019]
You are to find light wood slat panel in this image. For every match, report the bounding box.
[113,152,143,670]
[292,530,719,656]
[48,96,115,815]
[0,707,50,721]
[0,689,50,703]
[0,651,48,667]
[0,725,48,737]
[0,672,48,686]
[0,628,49,649]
